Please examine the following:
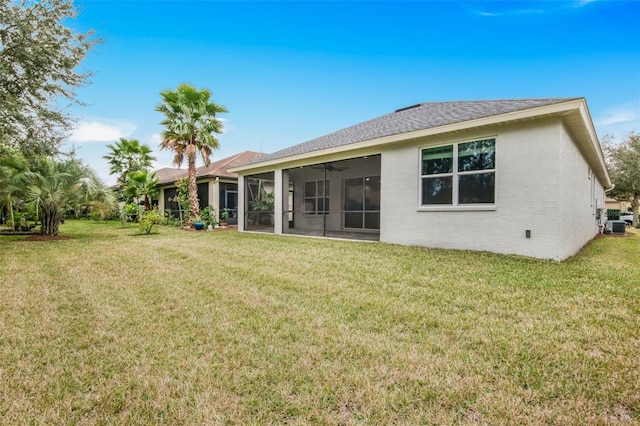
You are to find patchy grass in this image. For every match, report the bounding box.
[1,221,638,424]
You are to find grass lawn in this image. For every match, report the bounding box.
[1,220,638,424]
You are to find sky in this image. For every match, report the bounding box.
[63,0,640,185]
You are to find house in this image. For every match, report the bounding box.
[228,98,611,260]
[155,151,264,223]
[605,197,630,215]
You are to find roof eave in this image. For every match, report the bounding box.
[229,98,591,174]
[562,100,611,187]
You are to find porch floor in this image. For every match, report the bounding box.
[285,229,380,241]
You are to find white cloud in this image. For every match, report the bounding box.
[149,133,162,144]
[594,100,640,142]
[596,102,640,126]
[471,0,598,17]
[219,117,232,134]
[69,120,136,143]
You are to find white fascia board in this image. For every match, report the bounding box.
[229,99,587,174]
[578,101,612,187]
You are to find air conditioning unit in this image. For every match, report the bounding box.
[605,220,627,234]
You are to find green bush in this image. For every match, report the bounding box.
[138,209,162,234]
[123,202,141,222]
[200,205,217,227]
[607,209,620,220]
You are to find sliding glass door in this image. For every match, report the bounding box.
[344,176,380,230]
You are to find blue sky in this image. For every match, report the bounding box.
[64,0,640,185]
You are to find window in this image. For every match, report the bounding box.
[344,176,380,229]
[421,138,495,206]
[304,180,329,214]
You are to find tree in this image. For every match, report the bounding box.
[156,84,227,222]
[603,132,640,227]
[0,147,28,229]
[123,169,159,211]
[170,177,190,226]
[0,0,99,158]
[103,138,156,186]
[24,156,112,235]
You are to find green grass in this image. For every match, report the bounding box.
[1,220,638,425]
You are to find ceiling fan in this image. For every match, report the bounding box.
[310,163,349,172]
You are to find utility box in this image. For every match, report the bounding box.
[606,220,627,234]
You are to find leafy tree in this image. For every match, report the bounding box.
[24,156,113,235]
[156,84,227,222]
[103,138,156,186]
[603,132,640,227]
[123,169,159,211]
[0,0,99,157]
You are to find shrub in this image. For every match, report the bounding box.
[607,209,620,220]
[138,209,162,234]
[200,205,217,227]
[123,202,141,222]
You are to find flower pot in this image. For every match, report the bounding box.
[193,221,204,231]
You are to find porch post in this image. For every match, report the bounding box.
[158,187,165,213]
[274,168,283,234]
[237,175,245,232]
[281,170,290,233]
[211,178,219,214]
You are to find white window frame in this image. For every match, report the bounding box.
[418,137,497,211]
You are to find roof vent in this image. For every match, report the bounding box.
[395,103,422,113]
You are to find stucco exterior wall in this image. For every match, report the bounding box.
[556,123,605,259]
[379,118,582,260]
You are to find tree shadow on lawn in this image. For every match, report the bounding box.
[20,235,72,242]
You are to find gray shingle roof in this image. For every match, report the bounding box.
[243,98,578,166]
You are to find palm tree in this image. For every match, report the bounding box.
[0,148,28,230]
[103,138,156,186]
[123,169,159,211]
[155,84,227,221]
[25,157,113,235]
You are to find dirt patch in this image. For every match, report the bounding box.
[21,234,72,242]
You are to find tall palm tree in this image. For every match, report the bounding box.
[155,84,227,221]
[103,138,156,186]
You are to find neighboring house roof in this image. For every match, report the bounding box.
[155,151,265,185]
[230,98,610,187]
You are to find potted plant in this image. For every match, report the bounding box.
[193,214,204,231]
[200,206,216,228]
[220,208,230,227]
